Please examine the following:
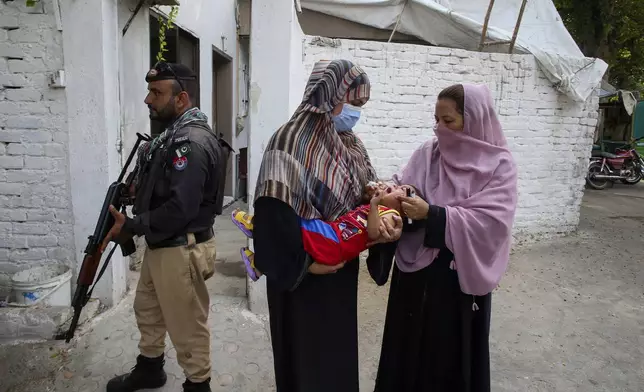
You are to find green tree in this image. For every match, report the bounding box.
[554,0,644,90]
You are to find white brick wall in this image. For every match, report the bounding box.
[300,37,599,236]
[0,1,74,291]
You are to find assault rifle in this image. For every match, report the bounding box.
[56,132,150,342]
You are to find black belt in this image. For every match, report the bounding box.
[147,228,214,250]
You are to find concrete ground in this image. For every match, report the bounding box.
[2,185,643,392]
[489,183,644,392]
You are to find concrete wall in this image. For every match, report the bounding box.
[118,1,151,168]
[117,0,150,287]
[0,1,74,297]
[301,37,599,236]
[247,0,304,314]
[61,0,130,306]
[288,18,306,115]
[236,37,250,150]
[0,0,240,307]
[0,0,153,306]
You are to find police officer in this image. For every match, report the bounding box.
[100,62,231,392]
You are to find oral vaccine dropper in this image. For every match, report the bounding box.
[406,187,415,224]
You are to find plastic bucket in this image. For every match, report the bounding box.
[11,264,72,306]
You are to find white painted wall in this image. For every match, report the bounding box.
[0,0,75,297]
[1,0,244,308]
[301,38,599,236]
[61,0,127,306]
[0,0,155,306]
[117,0,151,292]
[289,16,307,114]
[236,37,250,150]
[118,1,151,168]
[247,0,302,315]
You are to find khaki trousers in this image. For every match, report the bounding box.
[133,234,216,382]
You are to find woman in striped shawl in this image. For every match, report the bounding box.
[252,59,402,392]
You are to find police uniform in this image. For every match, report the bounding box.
[107,63,231,392]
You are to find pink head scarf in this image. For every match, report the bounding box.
[393,84,518,296]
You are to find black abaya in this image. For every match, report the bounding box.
[253,196,359,392]
[368,206,492,392]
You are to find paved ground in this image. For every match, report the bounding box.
[485,183,644,392]
[46,200,276,392]
[47,295,274,392]
[3,185,644,392]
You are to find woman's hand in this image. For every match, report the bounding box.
[366,214,403,247]
[309,261,346,275]
[363,180,385,201]
[397,194,430,221]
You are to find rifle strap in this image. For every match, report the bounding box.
[85,244,117,304]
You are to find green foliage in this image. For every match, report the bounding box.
[553,0,644,90]
[156,6,179,63]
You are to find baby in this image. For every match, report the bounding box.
[231,181,412,281]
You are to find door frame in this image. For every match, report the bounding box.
[212,45,235,198]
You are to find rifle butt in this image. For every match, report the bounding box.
[76,252,101,286]
[60,285,88,342]
[62,306,82,343]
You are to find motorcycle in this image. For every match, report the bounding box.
[585,136,644,190]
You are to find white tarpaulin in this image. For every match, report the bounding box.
[300,0,608,102]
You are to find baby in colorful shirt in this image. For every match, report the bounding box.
[232,181,412,281]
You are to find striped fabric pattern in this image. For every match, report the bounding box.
[254,59,376,221]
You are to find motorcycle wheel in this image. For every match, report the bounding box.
[586,161,611,190]
[620,167,642,185]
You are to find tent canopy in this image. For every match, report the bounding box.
[301,0,608,102]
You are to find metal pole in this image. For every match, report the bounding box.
[122,0,146,37]
[508,0,528,54]
[478,0,495,51]
[388,0,409,43]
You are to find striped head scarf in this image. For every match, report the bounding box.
[254,59,377,221]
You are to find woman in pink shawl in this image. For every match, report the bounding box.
[367,83,518,392]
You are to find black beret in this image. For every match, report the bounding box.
[145,62,197,83]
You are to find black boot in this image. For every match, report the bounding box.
[106,354,167,392]
[182,378,212,392]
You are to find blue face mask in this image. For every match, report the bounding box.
[333,104,361,131]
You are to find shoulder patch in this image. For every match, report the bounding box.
[174,135,189,143]
[173,156,188,171]
[174,143,191,158]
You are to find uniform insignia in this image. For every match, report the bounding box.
[175,135,189,143]
[174,144,191,158]
[173,156,188,171]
